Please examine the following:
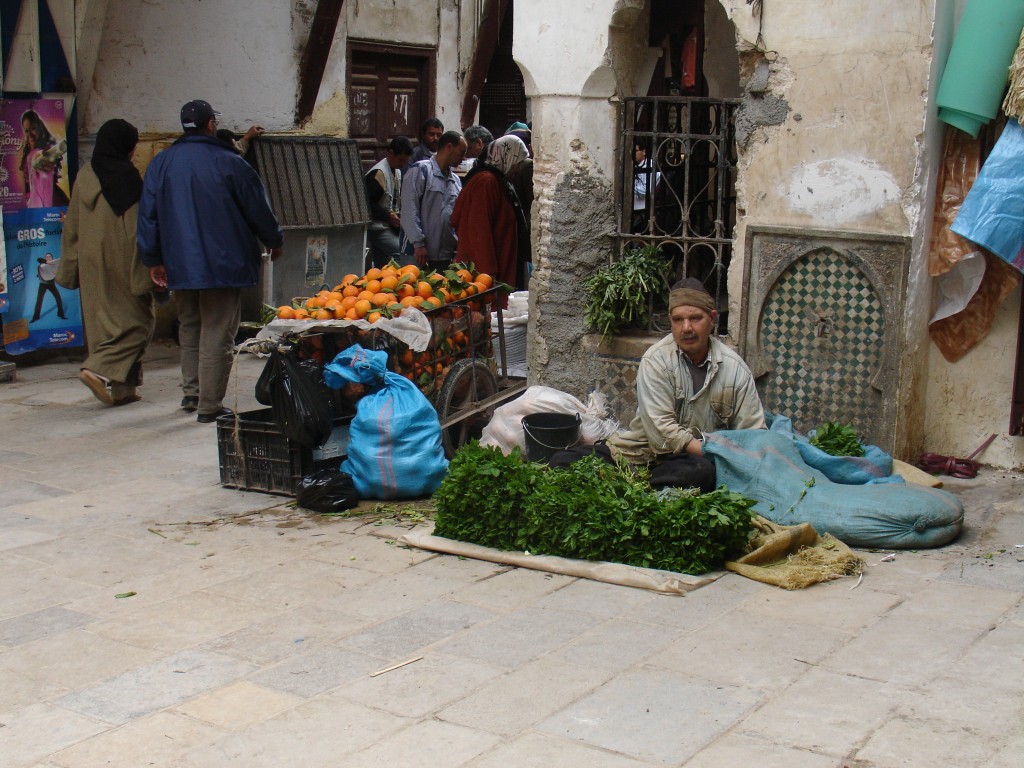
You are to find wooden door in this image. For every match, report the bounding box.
[348,45,433,169]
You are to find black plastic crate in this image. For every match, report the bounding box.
[217,408,350,496]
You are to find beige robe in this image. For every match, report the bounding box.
[56,165,154,384]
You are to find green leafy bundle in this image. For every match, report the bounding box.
[584,245,668,339]
[433,444,757,575]
[809,422,865,457]
[433,442,541,549]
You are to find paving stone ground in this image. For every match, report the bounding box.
[1,341,1022,767]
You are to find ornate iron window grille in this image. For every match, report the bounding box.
[610,97,739,332]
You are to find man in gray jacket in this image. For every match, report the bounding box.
[606,280,765,490]
[400,130,467,272]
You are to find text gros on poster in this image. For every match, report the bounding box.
[2,207,83,354]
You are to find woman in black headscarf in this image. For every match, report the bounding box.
[57,119,156,407]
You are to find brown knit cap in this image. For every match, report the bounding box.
[668,287,715,315]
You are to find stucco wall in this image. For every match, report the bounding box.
[89,0,472,138]
[88,0,309,135]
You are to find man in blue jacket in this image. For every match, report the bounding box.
[138,99,283,423]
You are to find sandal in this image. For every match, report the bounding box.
[79,369,113,406]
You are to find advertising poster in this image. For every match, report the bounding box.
[1,207,82,354]
[305,234,327,288]
[0,98,71,213]
[0,209,8,314]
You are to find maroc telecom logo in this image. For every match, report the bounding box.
[50,330,76,345]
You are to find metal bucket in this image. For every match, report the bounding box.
[522,412,582,463]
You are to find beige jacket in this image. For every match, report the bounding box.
[607,335,766,464]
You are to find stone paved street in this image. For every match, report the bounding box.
[1,342,1022,767]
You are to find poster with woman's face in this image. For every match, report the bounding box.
[0,98,70,212]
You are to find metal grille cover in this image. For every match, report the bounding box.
[251,136,370,229]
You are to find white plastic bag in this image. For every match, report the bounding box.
[480,385,621,455]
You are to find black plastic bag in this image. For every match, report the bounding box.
[267,348,335,448]
[296,468,360,513]
[254,353,276,406]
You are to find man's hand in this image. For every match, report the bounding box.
[389,212,401,229]
[149,265,168,289]
[243,125,265,142]
[414,245,429,267]
[269,247,283,261]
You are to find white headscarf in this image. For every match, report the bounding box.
[486,135,529,175]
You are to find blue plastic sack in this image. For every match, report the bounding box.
[704,429,963,550]
[324,344,448,499]
[767,413,901,485]
[951,117,1024,272]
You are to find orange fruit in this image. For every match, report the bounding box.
[400,295,422,308]
[313,308,333,320]
[439,288,454,303]
[398,264,421,279]
[365,267,384,281]
[471,281,487,294]
[328,291,344,302]
[354,299,372,317]
[397,284,415,299]
[464,283,479,296]
[357,289,375,302]
[333,305,347,319]
[340,273,359,286]
[371,292,391,307]
[293,308,310,319]
[365,279,382,294]
[341,296,358,311]
[475,273,494,289]
[399,349,415,366]
[342,284,360,298]
[456,268,474,284]
[416,281,435,299]
[277,306,296,319]
[345,307,359,321]
[367,311,382,323]
[380,275,399,291]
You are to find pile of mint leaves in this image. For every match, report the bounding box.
[809,422,865,457]
[433,442,757,575]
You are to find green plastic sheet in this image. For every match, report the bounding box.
[936,0,1024,137]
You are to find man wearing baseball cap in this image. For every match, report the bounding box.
[138,99,283,423]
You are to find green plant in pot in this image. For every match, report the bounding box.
[584,244,670,340]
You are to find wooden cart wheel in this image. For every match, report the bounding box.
[436,358,498,458]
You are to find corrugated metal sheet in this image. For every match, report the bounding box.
[251,136,370,229]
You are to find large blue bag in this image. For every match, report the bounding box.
[767,413,901,485]
[704,429,964,550]
[324,344,448,499]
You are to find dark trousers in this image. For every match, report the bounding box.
[548,444,717,494]
[32,280,65,321]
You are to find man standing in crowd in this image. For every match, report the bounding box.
[400,130,467,272]
[455,124,493,177]
[138,99,283,423]
[410,117,443,164]
[365,136,413,267]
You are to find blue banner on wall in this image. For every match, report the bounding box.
[2,206,82,354]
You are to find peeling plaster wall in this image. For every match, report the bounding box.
[89,0,307,135]
[721,0,940,461]
[88,1,472,141]
[515,0,646,396]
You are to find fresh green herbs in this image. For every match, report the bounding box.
[584,245,669,340]
[433,443,757,574]
[809,422,865,457]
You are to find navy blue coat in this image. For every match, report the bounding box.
[137,135,283,290]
